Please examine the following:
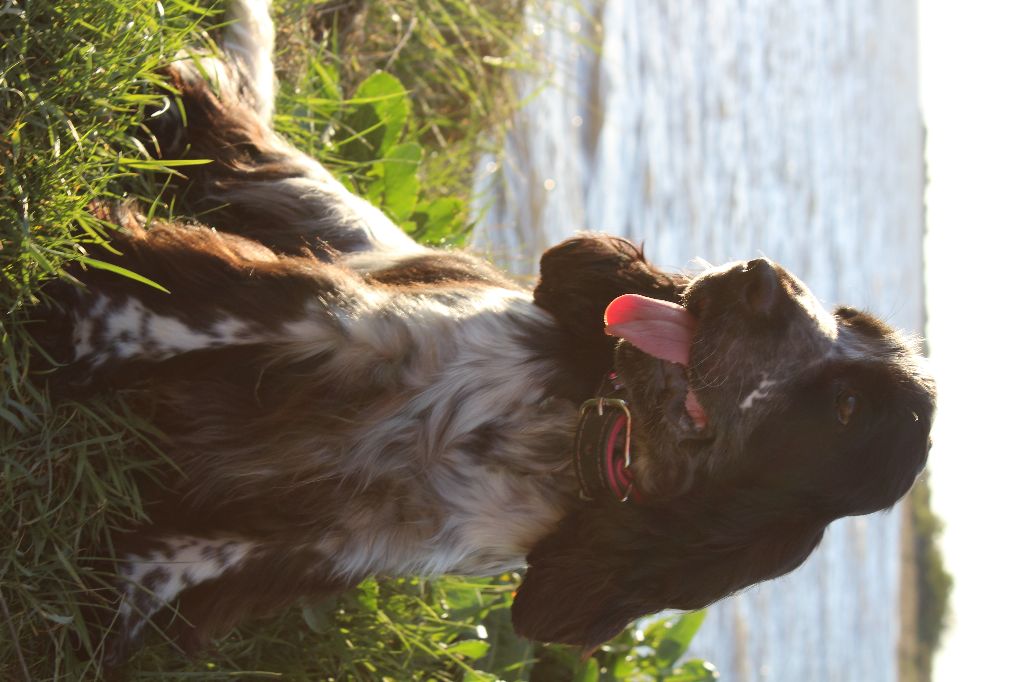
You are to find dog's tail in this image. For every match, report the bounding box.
[221,0,276,125]
[158,0,275,129]
[145,0,422,257]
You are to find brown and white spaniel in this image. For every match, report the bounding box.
[38,0,935,664]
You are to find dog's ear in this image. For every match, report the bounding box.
[534,234,685,343]
[511,494,826,649]
[510,502,665,649]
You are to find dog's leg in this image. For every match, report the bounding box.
[148,0,422,258]
[171,543,361,654]
[105,535,254,664]
[51,205,370,382]
[105,533,360,664]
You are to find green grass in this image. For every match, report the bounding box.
[2,1,215,678]
[294,0,529,200]
[1,1,712,679]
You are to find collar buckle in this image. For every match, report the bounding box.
[575,396,634,503]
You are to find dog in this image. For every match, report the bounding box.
[41,0,935,663]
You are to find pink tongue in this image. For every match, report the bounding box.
[604,294,696,366]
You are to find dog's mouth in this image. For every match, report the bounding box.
[657,361,709,434]
[605,294,709,436]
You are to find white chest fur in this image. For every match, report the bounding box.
[296,286,580,577]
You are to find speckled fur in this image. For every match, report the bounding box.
[48,9,589,657]
[62,212,587,656]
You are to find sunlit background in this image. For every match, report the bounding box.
[473,0,1024,679]
[921,2,1024,680]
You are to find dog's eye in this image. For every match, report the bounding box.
[836,391,858,425]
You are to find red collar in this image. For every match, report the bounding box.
[572,373,643,504]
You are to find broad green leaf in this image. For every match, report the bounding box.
[478,598,535,680]
[655,611,707,668]
[572,657,599,682]
[446,639,490,660]
[376,142,422,221]
[341,72,409,163]
[411,197,466,245]
[437,578,485,618]
[612,652,639,677]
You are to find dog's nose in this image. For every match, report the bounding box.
[741,258,779,315]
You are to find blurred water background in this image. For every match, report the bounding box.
[472,1,925,680]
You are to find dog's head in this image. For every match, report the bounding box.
[518,235,935,649]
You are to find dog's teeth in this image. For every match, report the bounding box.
[685,390,708,430]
